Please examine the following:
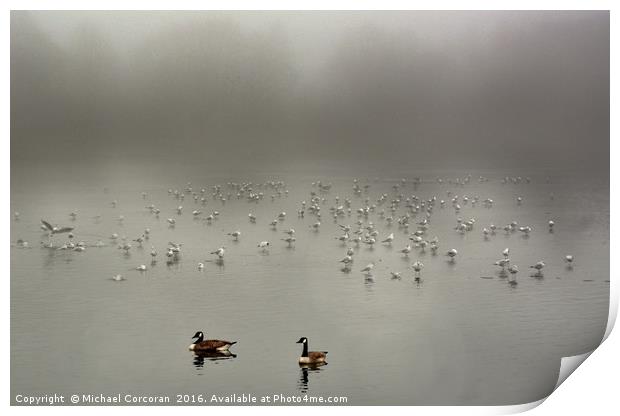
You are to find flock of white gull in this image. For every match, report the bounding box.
[13,174,576,287]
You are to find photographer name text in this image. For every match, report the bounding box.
[15,393,348,405]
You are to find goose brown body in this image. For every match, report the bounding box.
[299,351,328,364]
[189,331,236,352]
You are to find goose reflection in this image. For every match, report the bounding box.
[297,364,326,393]
[192,350,237,369]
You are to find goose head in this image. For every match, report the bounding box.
[191,331,204,343]
[296,337,308,344]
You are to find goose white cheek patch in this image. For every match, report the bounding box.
[8,8,612,410]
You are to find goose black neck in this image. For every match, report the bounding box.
[195,333,204,343]
[301,342,308,357]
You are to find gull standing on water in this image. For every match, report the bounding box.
[118,242,132,254]
[446,249,458,262]
[336,233,349,244]
[364,237,376,248]
[211,247,225,259]
[494,258,510,270]
[530,261,545,276]
[508,265,518,285]
[381,233,394,245]
[412,261,423,276]
[228,231,241,241]
[340,255,353,269]
[361,262,376,275]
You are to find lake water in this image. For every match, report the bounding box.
[10,166,609,405]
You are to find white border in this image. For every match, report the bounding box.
[3,1,616,415]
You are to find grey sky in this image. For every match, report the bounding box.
[11,11,609,175]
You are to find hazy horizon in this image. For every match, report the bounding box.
[11,11,609,174]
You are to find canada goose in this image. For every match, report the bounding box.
[189,331,237,352]
[296,337,328,365]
